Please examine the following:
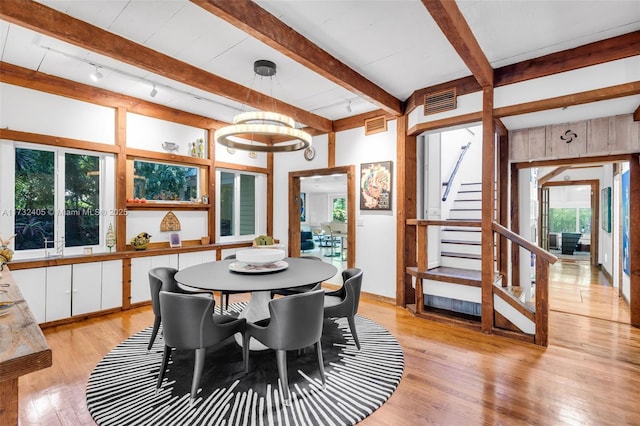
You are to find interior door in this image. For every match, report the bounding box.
[539,186,550,250]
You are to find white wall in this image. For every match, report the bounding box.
[336,121,398,299]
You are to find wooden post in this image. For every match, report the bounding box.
[481,86,495,333]
[415,223,428,315]
[396,115,417,307]
[535,259,549,346]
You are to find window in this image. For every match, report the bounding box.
[133,160,198,201]
[13,145,111,255]
[549,207,592,234]
[331,196,346,222]
[216,169,265,241]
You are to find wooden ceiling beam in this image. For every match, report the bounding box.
[421,0,493,88]
[191,0,403,117]
[634,104,640,121]
[1,0,332,133]
[537,166,571,186]
[495,81,640,118]
[496,31,640,87]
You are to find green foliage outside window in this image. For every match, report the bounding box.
[133,160,198,201]
[332,198,346,222]
[14,148,55,250]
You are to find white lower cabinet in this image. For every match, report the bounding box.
[130,254,178,304]
[72,260,123,316]
[178,250,216,269]
[12,268,47,324]
[45,265,72,322]
[13,260,122,324]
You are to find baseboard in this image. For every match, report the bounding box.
[599,264,613,285]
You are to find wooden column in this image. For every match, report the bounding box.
[481,86,495,333]
[266,152,274,237]
[498,134,509,282]
[114,107,130,310]
[630,155,640,326]
[327,131,336,168]
[207,127,216,241]
[396,115,417,307]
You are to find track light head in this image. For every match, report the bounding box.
[150,84,158,98]
[90,65,103,82]
[346,101,352,113]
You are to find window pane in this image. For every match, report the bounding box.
[549,208,577,233]
[333,197,346,222]
[65,153,100,247]
[220,172,234,237]
[14,148,55,250]
[239,174,255,235]
[579,208,592,234]
[133,160,198,201]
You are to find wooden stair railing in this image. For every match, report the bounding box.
[406,219,557,346]
[491,222,557,346]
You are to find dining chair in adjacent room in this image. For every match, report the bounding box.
[157,291,246,402]
[323,268,363,350]
[243,289,326,406]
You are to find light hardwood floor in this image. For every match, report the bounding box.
[17,261,640,425]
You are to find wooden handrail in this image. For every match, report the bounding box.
[406,218,555,346]
[492,222,558,264]
[441,142,471,202]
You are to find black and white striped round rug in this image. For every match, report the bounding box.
[86,304,404,425]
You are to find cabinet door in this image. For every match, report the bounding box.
[130,257,152,304]
[201,250,217,263]
[101,260,123,310]
[11,268,46,324]
[72,263,102,316]
[178,252,203,269]
[45,265,72,322]
[151,254,178,270]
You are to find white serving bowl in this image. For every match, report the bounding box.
[236,248,285,265]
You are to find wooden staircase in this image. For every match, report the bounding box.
[406,179,558,345]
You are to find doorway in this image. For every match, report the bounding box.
[288,166,356,274]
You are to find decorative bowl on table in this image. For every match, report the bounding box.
[236,248,285,265]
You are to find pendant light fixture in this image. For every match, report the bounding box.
[214,60,312,153]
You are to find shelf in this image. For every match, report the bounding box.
[126,202,210,210]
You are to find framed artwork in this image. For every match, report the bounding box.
[601,187,611,233]
[169,233,181,248]
[360,161,392,210]
[300,192,306,222]
[622,171,630,276]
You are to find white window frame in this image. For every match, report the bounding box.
[215,168,266,243]
[5,141,115,259]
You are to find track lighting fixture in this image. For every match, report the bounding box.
[90,65,103,82]
[150,84,158,98]
[346,101,352,113]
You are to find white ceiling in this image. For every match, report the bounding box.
[1,0,639,130]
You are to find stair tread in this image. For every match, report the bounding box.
[407,266,502,287]
[441,239,482,245]
[441,251,481,260]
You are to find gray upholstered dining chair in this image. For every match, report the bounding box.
[323,268,363,350]
[243,289,326,406]
[219,254,247,312]
[148,267,195,351]
[271,256,323,297]
[157,291,246,402]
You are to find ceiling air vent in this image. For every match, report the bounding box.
[423,88,457,115]
[364,115,387,136]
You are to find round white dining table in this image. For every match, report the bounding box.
[174,257,337,350]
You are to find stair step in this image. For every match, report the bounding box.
[407,266,502,287]
[441,251,481,260]
[441,239,481,246]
